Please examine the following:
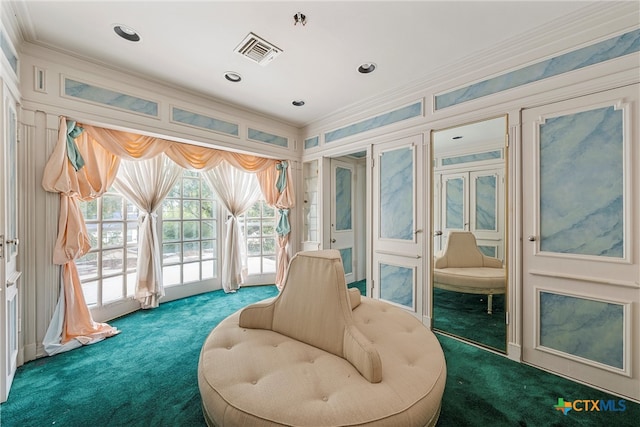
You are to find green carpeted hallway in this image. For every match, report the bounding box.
[1,285,637,426]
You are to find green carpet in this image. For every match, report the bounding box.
[1,285,637,426]
[433,288,506,351]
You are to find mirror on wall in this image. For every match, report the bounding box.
[431,116,508,352]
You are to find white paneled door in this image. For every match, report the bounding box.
[372,135,424,317]
[522,84,639,401]
[1,89,21,403]
[330,159,356,284]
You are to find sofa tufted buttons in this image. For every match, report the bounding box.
[309,359,315,364]
[322,396,328,402]
[251,380,257,385]
[226,346,232,350]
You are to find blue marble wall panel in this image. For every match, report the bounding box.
[380,147,413,240]
[539,106,623,257]
[380,263,414,308]
[0,30,18,73]
[442,150,502,166]
[304,136,319,150]
[248,128,288,148]
[540,292,624,369]
[339,248,353,275]
[64,78,158,116]
[172,108,239,136]
[335,167,352,231]
[445,178,464,229]
[325,102,422,143]
[475,175,497,231]
[436,29,640,110]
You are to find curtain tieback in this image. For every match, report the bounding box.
[276,208,290,236]
[275,161,288,193]
[66,120,85,171]
[138,212,157,225]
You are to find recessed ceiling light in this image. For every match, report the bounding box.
[224,72,242,82]
[113,24,140,42]
[292,100,305,107]
[358,63,376,74]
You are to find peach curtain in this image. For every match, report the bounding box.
[42,117,295,353]
[256,161,295,289]
[42,118,122,354]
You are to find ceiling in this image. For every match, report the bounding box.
[7,1,596,128]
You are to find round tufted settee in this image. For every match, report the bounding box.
[198,250,447,427]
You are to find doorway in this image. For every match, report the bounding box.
[324,151,368,290]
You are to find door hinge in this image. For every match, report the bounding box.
[371,157,375,168]
[505,312,509,325]
[0,234,4,259]
[505,133,509,148]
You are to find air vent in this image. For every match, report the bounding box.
[234,32,283,66]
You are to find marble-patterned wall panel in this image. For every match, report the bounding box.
[380,263,414,308]
[339,248,353,275]
[1,30,18,73]
[64,78,158,116]
[248,128,288,148]
[436,29,640,110]
[539,106,623,257]
[335,167,352,231]
[304,136,319,150]
[172,107,239,136]
[380,147,413,240]
[478,245,497,258]
[540,292,624,369]
[475,175,497,231]
[442,150,502,166]
[445,177,464,229]
[325,102,422,143]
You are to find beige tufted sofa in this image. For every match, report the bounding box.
[198,250,447,427]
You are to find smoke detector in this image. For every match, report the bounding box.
[234,32,283,66]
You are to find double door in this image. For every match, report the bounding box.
[435,167,504,260]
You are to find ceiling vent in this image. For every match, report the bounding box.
[234,32,283,66]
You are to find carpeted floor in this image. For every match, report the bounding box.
[432,288,506,351]
[1,285,637,426]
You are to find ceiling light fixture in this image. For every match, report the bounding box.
[294,12,306,26]
[358,63,376,74]
[224,72,242,82]
[292,100,305,107]
[113,24,140,42]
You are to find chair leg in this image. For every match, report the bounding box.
[487,294,493,315]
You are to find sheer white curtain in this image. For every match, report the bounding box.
[203,161,262,293]
[112,154,183,308]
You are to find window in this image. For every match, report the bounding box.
[240,200,277,277]
[160,170,218,286]
[77,192,139,307]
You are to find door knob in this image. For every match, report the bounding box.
[527,235,536,242]
[331,238,336,243]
